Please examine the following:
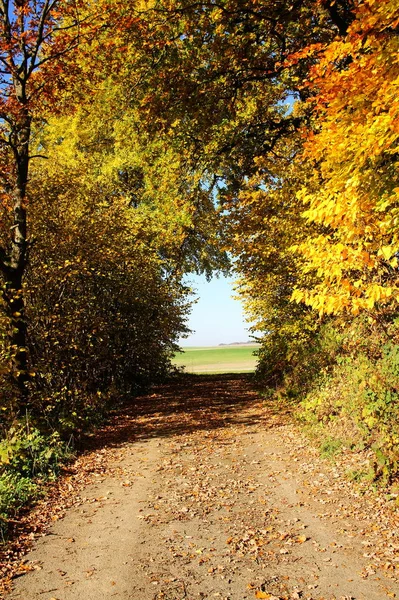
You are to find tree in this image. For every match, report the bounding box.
[0,0,91,396]
[292,0,399,316]
[25,139,192,430]
[222,124,324,388]
[8,67,230,429]
[117,0,359,385]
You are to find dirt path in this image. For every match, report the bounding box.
[4,375,399,600]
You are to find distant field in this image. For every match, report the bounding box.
[173,344,259,374]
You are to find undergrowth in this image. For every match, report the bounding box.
[0,419,72,540]
[258,315,399,486]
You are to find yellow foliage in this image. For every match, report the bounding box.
[293,0,399,315]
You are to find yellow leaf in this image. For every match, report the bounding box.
[255,593,272,599]
[380,246,393,260]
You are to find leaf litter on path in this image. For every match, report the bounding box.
[2,374,399,599]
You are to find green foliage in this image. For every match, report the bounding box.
[0,474,38,534]
[0,423,69,479]
[300,319,399,483]
[319,437,343,460]
[0,87,206,433]
[255,321,342,398]
[0,420,71,538]
[23,181,190,431]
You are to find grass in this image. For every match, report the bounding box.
[173,344,259,374]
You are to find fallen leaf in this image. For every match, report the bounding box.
[296,535,308,544]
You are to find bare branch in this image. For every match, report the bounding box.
[28,0,53,76]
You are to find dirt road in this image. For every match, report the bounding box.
[5,375,399,599]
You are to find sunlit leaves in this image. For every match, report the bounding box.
[292,0,399,315]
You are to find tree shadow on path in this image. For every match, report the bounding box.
[83,373,293,453]
[0,374,294,591]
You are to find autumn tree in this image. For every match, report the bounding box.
[222,127,324,389]
[2,54,232,429]
[0,0,95,397]
[127,0,355,170]
[124,0,357,379]
[292,0,399,316]
[26,142,191,429]
[0,0,235,421]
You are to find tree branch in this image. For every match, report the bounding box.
[28,154,48,160]
[321,0,354,37]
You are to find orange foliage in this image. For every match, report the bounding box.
[292,0,399,315]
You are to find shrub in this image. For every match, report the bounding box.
[256,320,343,399]
[0,474,38,539]
[0,420,72,538]
[0,423,70,479]
[300,322,399,483]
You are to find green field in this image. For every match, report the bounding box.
[173,344,259,374]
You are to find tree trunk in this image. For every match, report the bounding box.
[3,269,29,395]
[0,111,31,402]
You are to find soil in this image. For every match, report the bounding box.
[3,374,399,600]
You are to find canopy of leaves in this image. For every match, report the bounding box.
[0,0,398,481]
[292,0,399,315]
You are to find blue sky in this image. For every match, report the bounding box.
[180,274,254,347]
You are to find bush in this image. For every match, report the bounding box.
[0,423,70,479]
[300,318,399,483]
[0,420,72,539]
[0,474,38,538]
[256,319,342,399]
